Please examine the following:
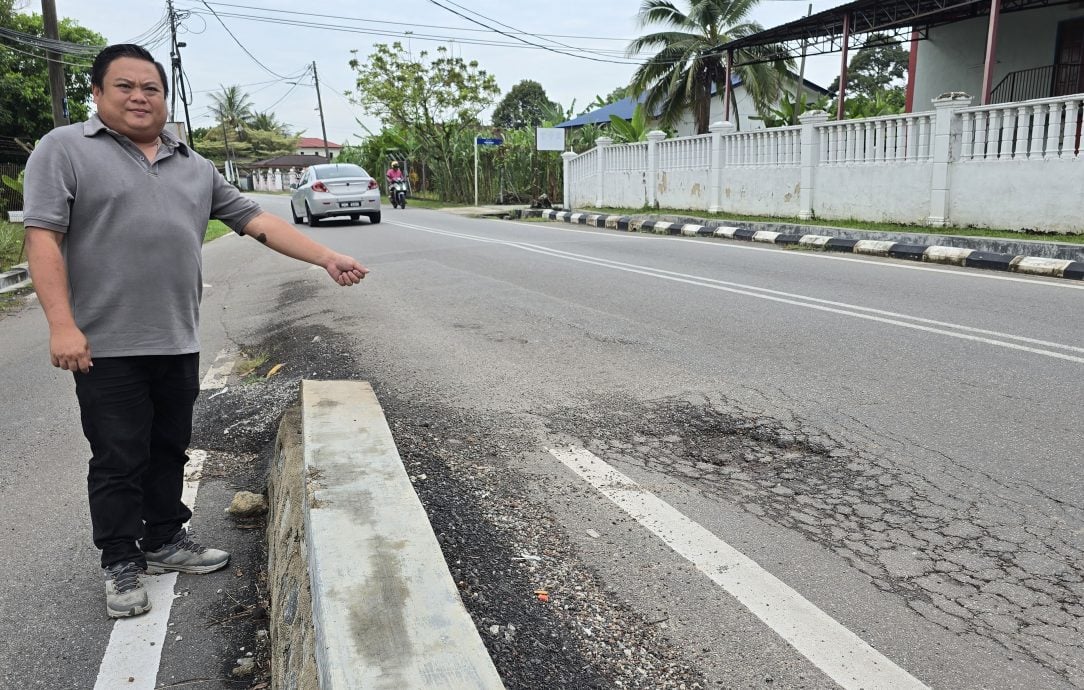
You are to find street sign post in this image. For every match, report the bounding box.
[474,137,504,206]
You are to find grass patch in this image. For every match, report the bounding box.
[584,206,1084,244]
[400,194,467,209]
[235,351,269,384]
[0,285,31,313]
[205,220,232,243]
[0,221,25,271]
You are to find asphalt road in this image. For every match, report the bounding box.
[1,196,1081,688]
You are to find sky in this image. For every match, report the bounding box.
[41,0,852,145]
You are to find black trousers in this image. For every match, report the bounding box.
[73,354,199,568]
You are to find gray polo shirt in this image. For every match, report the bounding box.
[23,114,262,357]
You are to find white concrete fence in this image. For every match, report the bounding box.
[561,93,1084,233]
[250,167,302,192]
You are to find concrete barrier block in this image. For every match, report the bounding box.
[887,244,929,261]
[964,251,1016,271]
[853,240,897,256]
[798,235,833,247]
[752,231,781,244]
[1012,256,1073,277]
[923,246,974,265]
[300,381,505,690]
[713,226,740,238]
[680,224,704,236]
[825,238,860,252]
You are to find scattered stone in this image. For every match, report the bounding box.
[231,657,256,678]
[226,491,268,517]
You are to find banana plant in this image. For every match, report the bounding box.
[608,103,650,143]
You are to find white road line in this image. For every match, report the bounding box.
[496,218,1084,291]
[549,446,929,690]
[389,221,1084,364]
[93,450,206,690]
[200,349,235,390]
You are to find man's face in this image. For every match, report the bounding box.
[92,57,167,144]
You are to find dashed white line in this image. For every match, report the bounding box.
[93,450,206,690]
[550,445,929,690]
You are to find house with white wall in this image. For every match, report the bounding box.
[557,0,1084,234]
[912,8,1083,107]
[295,137,342,160]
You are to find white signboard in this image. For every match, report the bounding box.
[536,127,566,151]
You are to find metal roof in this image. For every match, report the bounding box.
[719,0,1075,65]
[556,75,829,127]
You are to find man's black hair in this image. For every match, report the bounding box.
[91,44,169,99]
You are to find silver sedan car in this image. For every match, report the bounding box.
[289,163,381,226]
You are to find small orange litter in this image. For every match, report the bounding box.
[535,589,549,602]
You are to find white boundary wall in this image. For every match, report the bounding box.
[562,93,1084,233]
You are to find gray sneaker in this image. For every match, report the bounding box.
[145,530,230,574]
[104,561,150,619]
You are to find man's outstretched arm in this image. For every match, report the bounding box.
[239,212,369,286]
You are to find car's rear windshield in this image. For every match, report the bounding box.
[314,165,369,180]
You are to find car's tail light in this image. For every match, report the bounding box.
[312,181,328,193]
[367,179,378,190]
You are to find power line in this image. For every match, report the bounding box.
[422,0,640,64]
[195,0,296,79]
[183,0,638,43]
[182,9,651,61]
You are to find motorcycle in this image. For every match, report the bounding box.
[388,179,408,209]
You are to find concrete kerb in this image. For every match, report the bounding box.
[267,380,505,690]
[0,263,30,294]
[525,211,1084,281]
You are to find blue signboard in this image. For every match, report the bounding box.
[476,137,503,146]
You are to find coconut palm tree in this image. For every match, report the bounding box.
[209,85,255,139]
[248,111,291,135]
[627,0,794,133]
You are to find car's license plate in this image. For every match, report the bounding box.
[339,201,362,208]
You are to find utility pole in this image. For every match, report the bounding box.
[311,61,331,161]
[793,3,813,125]
[41,0,68,128]
[167,0,194,148]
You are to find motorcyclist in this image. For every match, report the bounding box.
[386,161,404,185]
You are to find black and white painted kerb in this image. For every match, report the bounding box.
[528,210,1084,281]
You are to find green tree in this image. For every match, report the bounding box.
[348,42,500,201]
[627,0,793,133]
[248,111,291,135]
[208,85,255,139]
[828,35,908,106]
[0,5,105,161]
[608,103,651,143]
[492,80,557,129]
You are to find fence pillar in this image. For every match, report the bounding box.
[595,136,613,207]
[927,92,972,227]
[561,151,578,210]
[646,130,667,208]
[708,121,734,213]
[797,110,830,220]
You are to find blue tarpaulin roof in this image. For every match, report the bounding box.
[556,75,828,128]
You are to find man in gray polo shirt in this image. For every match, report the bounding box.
[24,44,368,619]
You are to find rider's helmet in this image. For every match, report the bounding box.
[391,161,400,168]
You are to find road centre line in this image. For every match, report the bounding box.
[388,221,1084,364]
[549,446,930,690]
[94,451,205,690]
[499,218,1084,291]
